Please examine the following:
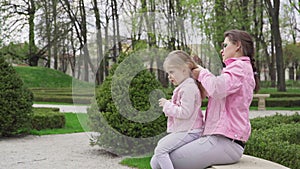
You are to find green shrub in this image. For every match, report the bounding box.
[251,112,300,130]
[88,51,167,156]
[245,113,300,169]
[0,57,33,136]
[31,109,65,130]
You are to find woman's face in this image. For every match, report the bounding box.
[220,37,238,62]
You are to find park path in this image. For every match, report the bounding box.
[33,104,89,113]
[0,132,134,169]
[1,104,298,169]
[33,103,299,117]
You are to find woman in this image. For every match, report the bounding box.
[169,29,259,169]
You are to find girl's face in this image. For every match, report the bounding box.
[166,66,189,86]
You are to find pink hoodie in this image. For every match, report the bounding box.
[163,78,204,133]
[198,57,255,142]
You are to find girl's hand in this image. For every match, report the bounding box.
[158,98,168,107]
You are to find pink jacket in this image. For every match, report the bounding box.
[198,57,255,142]
[163,78,204,133]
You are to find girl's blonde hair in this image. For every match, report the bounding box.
[164,50,207,99]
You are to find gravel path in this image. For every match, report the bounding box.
[1,105,298,169]
[0,132,134,169]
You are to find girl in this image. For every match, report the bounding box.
[150,50,206,169]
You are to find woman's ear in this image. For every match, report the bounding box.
[236,42,242,52]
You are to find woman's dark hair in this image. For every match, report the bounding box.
[224,29,260,93]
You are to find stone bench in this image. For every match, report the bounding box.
[253,94,270,111]
[208,155,290,169]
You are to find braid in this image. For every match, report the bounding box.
[250,57,260,93]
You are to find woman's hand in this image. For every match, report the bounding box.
[158,98,168,107]
[192,65,204,80]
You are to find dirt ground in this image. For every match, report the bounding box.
[0,132,135,169]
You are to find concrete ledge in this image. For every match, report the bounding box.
[208,155,290,169]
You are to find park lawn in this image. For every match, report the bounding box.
[120,156,152,169]
[30,113,89,135]
[14,66,93,88]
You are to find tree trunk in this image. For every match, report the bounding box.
[28,0,38,66]
[92,0,105,85]
[265,0,286,91]
[44,0,51,68]
[53,0,58,70]
[213,0,226,51]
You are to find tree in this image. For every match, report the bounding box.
[0,42,30,63]
[60,0,95,81]
[265,0,286,91]
[0,0,39,66]
[284,43,300,80]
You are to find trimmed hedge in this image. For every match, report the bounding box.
[31,108,65,130]
[88,51,167,156]
[245,113,300,169]
[30,88,93,104]
[0,57,33,136]
[33,95,92,104]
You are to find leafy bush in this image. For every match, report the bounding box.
[31,108,65,130]
[88,51,167,156]
[250,112,300,130]
[0,57,33,136]
[245,113,300,169]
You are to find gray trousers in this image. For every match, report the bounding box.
[168,135,244,169]
[150,131,201,169]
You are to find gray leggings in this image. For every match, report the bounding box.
[150,132,201,169]
[169,135,244,169]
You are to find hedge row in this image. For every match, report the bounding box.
[31,109,65,130]
[29,87,93,104]
[33,95,92,104]
[245,113,300,169]
[269,93,300,97]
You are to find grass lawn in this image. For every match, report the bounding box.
[14,66,93,88]
[120,156,152,169]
